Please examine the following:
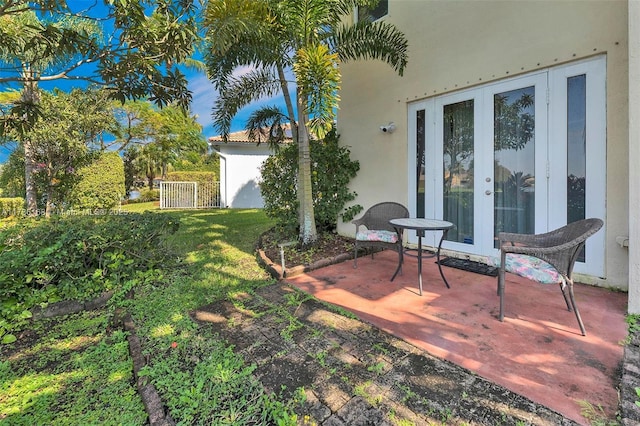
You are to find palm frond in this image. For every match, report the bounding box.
[204,0,288,88]
[246,106,288,148]
[294,44,340,139]
[212,67,282,139]
[332,20,408,76]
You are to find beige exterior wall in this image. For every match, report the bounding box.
[628,0,640,312]
[337,0,630,290]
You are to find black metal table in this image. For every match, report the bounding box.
[389,218,454,295]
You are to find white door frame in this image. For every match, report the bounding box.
[407,56,606,276]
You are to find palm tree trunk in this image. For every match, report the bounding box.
[296,93,317,246]
[277,64,297,139]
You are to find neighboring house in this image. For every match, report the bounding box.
[337,0,640,312]
[208,130,274,208]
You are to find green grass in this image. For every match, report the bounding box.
[120,201,159,212]
[0,208,301,425]
[1,311,147,425]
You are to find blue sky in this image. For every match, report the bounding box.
[188,67,290,138]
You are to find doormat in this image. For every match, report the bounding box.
[437,257,499,277]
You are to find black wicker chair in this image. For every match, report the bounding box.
[352,202,409,269]
[496,218,604,335]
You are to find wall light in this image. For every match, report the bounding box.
[380,122,396,133]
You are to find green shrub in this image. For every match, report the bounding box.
[69,152,125,211]
[165,170,218,183]
[260,128,362,234]
[131,188,160,203]
[0,213,179,343]
[0,197,24,218]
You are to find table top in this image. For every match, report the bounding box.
[389,218,454,231]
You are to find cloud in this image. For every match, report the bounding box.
[188,73,217,129]
[188,66,296,136]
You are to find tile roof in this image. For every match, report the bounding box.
[208,125,293,145]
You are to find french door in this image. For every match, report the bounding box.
[408,57,605,275]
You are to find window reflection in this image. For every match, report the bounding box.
[357,0,388,22]
[443,100,474,243]
[494,87,536,246]
[416,109,425,218]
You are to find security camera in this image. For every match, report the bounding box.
[380,122,396,133]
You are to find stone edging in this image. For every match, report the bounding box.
[254,229,357,280]
[31,291,114,320]
[620,332,640,424]
[30,293,171,426]
[114,310,175,426]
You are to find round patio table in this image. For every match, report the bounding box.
[389,218,454,295]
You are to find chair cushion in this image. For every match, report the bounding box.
[356,230,398,244]
[490,254,562,284]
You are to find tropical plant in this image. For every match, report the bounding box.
[0,213,179,344]
[260,128,362,234]
[203,0,408,246]
[0,1,201,214]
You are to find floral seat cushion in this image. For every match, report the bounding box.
[356,229,398,244]
[490,254,562,284]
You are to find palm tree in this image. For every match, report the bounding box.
[204,0,408,246]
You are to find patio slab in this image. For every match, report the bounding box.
[286,250,628,424]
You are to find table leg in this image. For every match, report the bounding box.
[417,231,423,295]
[390,258,402,281]
[390,227,403,281]
[436,229,451,288]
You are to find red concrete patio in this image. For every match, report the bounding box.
[286,249,628,424]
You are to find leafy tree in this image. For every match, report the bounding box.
[1,89,116,216]
[171,151,219,173]
[203,0,408,246]
[114,101,207,190]
[0,1,201,214]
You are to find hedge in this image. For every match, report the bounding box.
[0,197,24,218]
[69,152,125,211]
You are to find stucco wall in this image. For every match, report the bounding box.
[215,144,271,209]
[337,0,629,289]
[628,0,640,312]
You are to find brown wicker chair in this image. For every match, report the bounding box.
[496,218,603,335]
[353,202,409,268]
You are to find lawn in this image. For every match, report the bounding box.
[0,206,300,424]
[2,205,635,425]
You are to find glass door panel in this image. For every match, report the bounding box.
[443,100,474,244]
[416,109,426,218]
[493,86,536,247]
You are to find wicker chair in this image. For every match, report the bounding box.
[496,218,603,336]
[353,202,409,268]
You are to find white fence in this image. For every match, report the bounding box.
[159,181,221,209]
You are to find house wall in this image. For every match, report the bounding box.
[337,0,629,290]
[215,144,271,209]
[628,0,640,312]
